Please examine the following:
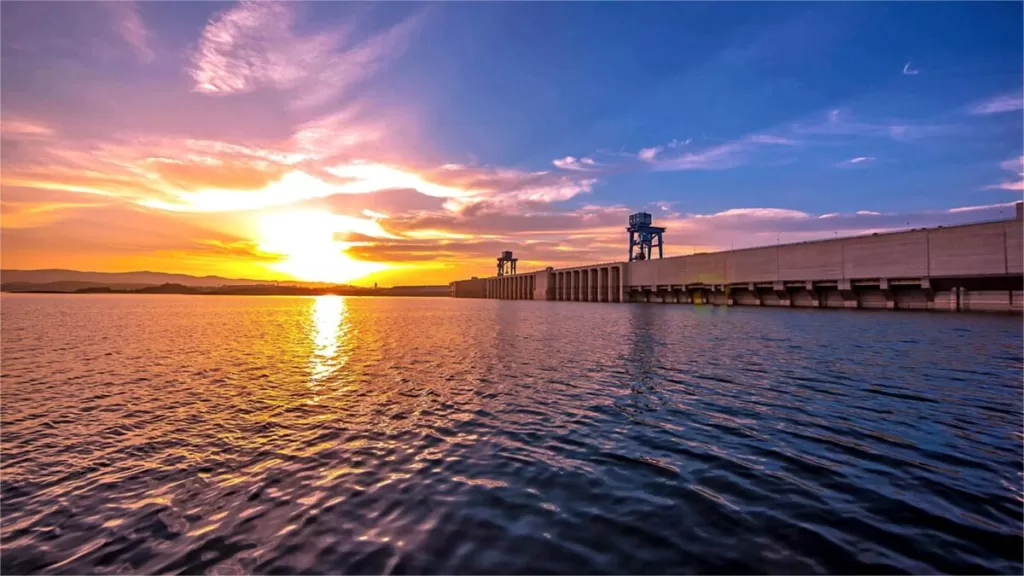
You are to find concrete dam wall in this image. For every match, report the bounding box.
[449,205,1024,313]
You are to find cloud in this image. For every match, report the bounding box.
[968,92,1024,115]
[189,2,314,95]
[637,147,661,161]
[838,156,875,167]
[1,118,55,139]
[146,157,290,191]
[794,109,949,141]
[985,155,1024,191]
[188,1,419,110]
[107,2,154,63]
[946,202,1020,214]
[902,62,919,76]
[747,134,798,145]
[632,132,797,172]
[552,156,599,171]
[1000,156,1024,174]
[658,203,1021,251]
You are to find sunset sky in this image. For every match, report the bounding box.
[2,1,1022,286]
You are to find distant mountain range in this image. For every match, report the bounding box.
[0,269,450,297]
[1,269,331,288]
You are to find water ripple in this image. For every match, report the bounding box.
[1,294,1021,574]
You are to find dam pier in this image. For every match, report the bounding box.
[450,202,1024,313]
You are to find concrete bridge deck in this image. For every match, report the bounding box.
[449,203,1024,313]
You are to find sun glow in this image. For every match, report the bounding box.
[258,210,391,284]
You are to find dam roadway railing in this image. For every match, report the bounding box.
[449,204,1024,313]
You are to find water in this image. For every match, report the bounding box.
[1,294,1021,574]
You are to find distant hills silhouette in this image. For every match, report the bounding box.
[0,269,449,297]
[0,269,334,288]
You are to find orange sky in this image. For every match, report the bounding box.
[2,2,1018,287]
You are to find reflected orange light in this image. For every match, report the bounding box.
[309,296,350,396]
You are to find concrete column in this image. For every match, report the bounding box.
[554,273,560,301]
[748,283,761,305]
[580,270,587,301]
[572,271,578,301]
[773,281,792,307]
[879,279,895,309]
[589,269,596,301]
[602,268,610,302]
[838,280,859,308]
[614,266,623,303]
[805,281,822,307]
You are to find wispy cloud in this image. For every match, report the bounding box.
[747,134,798,145]
[188,1,419,109]
[946,201,1020,214]
[105,1,154,63]
[552,156,599,171]
[637,147,661,161]
[985,155,1024,191]
[1,118,55,139]
[968,91,1024,115]
[642,133,795,171]
[838,156,875,167]
[189,2,310,95]
[794,108,949,141]
[902,61,919,76]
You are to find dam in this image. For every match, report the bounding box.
[449,202,1024,313]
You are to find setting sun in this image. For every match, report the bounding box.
[257,210,391,284]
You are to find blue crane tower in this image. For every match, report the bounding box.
[496,250,517,276]
[627,212,666,262]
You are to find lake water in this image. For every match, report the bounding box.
[1,294,1021,574]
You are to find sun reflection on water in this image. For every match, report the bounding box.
[309,296,350,397]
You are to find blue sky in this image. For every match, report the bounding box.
[1,1,1021,283]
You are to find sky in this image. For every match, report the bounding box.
[1,1,1022,286]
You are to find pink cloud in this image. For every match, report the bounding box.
[637,147,661,161]
[985,155,1024,191]
[552,156,599,171]
[969,92,1024,115]
[107,1,154,64]
[188,1,420,111]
